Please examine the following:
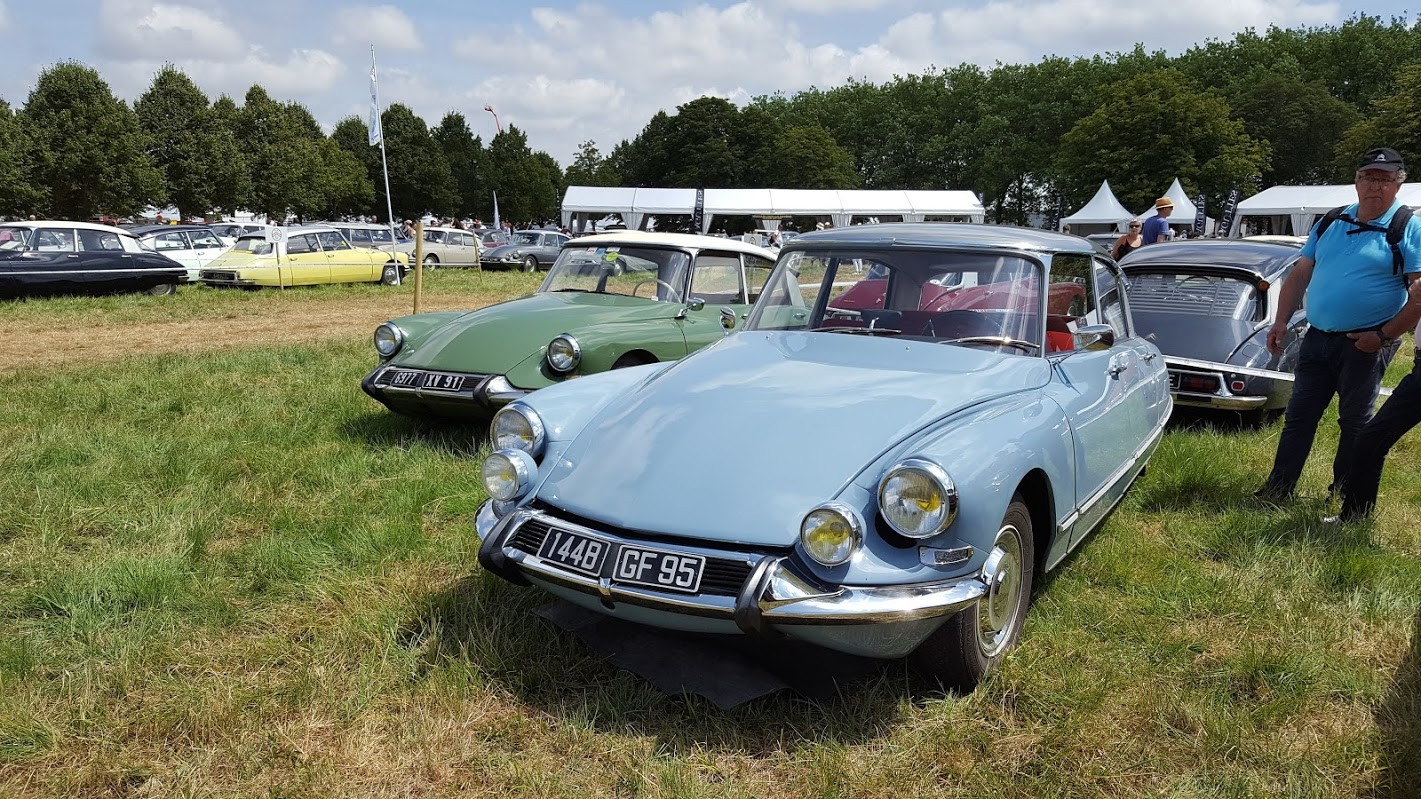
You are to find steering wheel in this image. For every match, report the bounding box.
[923,309,1001,338]
[632,279,678,301]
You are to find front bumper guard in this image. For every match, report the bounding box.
[475,502,988,636]
[363,367,529,409]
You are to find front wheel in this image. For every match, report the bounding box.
[422,254,439,270]
[910,493,1034,692]
[147,282,177,296]
[380,264,400,286]
[521,255,538,272]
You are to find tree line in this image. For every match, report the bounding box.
[0,14,1417,228]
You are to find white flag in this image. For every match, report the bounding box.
[368,63,382,146]
[492,191,501,230]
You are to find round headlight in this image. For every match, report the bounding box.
[373,323,404,357]
[546,334,581,374]
[490,404,545,458]
[481,449,536,502]
[800,503,863,566]
[878,459,958,539]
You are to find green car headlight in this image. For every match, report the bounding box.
[800,503,863,566]
[490,404,545,459]
[481,448,536,502]
[546,334,581,374]
[373,323,404,357]
[878,459,958,539]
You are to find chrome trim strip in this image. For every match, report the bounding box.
[1057,418,1165,535]
[1172,392,1268,410]
[1166,355,1294,383]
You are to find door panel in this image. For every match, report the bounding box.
[282,234,329,285]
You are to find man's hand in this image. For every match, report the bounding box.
[1346,330,1387,354]
[1266,322,1290,355]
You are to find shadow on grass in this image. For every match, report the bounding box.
[1375,605,1420,798]
[403,572,915,753]
[338,409,489,457]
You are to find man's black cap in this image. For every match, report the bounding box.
[1358,147,1405,172]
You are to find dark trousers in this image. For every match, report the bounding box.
[1260,328,1392,497]
[1340,357,1421,518]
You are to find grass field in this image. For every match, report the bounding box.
[0,281,1417,798]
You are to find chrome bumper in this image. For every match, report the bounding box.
[474,502,988,633]
[368,367,528,407]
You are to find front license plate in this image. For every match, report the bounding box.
[388,369,421,387]
[612,545,705,594]
[423,373,465,392]
[536,528,610,578]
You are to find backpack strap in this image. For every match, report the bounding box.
[1387,205,1413,276]
[1313,205,1347,239]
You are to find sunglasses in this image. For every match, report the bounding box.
[1129,224,1141,228]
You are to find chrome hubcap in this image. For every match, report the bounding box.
[978,524,1023,656]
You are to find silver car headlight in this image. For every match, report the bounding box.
[374,323,404,357]
[490,404,545,459]
[546,334,581,374]
[800,502,863,566]
[481,448,537,502]
[878,458,958,539]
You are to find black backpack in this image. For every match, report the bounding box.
[1312,204,1414,275]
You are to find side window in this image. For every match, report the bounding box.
[317,231,350,250]
[78,230,125,251]
[424,230,445,244]
[154,232,187,250]
[189,231,223,249]
[37,229,76,252]
[745,255,774,302]
[459,233,475,248]
[286,234,315,254]
[1094,258,1129,338]
[348,229,371,246]
[689,252,745,303]
[1045,254,1098,352]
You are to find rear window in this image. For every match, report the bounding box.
[1126,272,1263,322]
[232,236,273,255]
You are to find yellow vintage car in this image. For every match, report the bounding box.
[199,225,409,288]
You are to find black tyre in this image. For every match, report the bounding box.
[380,263,400,285]
[147,282,177,296]
[423,254,439,270]
[910,493,1035,692]
[521,255,538,272]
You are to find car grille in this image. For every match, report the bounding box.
[201,270,238,282]
[507,513,757,597]
[374,367,491,392]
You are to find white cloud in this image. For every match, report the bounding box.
[0,2,9,32]
[331,5,422,52]
[774,0,897,11]
[103,48,346,105]
[98,0,246,62]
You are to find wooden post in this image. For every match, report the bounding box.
[413,220,424,314]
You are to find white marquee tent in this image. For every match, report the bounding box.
[1138,178,1216,232]
[560,186,985,232]
[1230,183,1421,236]
[1058,180,1133,234]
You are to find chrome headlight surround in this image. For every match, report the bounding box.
[481,448,537,502]
[546,334,581,374]
[877,458,958,539]
[373,323,404,358]
[490,403,545,459]
[799,502,864,567]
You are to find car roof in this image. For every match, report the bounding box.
[0,220,135,236]
[128,224,216,236]
[1118,238,1302,277]
[569,230,776,258]
[425,226,472,233]
[786,222,1098,256]
[325,222,394,230]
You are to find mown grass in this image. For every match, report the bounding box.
[0,292,1417,797]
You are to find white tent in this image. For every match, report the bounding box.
[1138,178,1216,234]
[1230,183,1421,237]
[1059,181,1133,234]
[561,187,985,233]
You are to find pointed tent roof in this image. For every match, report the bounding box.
[1060,180,1133,227]
[1139,178,1202,223]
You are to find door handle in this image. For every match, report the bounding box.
[1108,353,1129,377]
[66,253,80,259]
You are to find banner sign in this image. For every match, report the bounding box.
[692,188,705,233]
[1215,188,1241,237]
[1192,193,1206,236]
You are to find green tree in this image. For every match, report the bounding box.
[135,65,254,221]
[310,138,373,219]
[21,61,162,219]
[432,112,486,217]
[564,141,620,187]
[486,125,539,222]
[1232,76,1358,185]
[378,103,457,220]
[0,100,41,217]
[236,87,326,222]
[205,95,251,217]
[1336,63,1421,175]
[761,125,857,189]
[526,151,564,221]
[1056,70,1268,213]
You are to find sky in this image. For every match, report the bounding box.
[0,0,1414,168]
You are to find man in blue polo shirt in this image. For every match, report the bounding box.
[1255,147,1421,503]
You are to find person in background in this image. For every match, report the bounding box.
[1255,147,1421,505]
[1141,198,1173,244]
[400,219,416,239]
[1112,219,1145,260]
[1061,224,1072,235]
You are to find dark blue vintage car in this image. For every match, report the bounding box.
[1119,238,1307,422]
[475,223,1172,691]
[0,221,187,299]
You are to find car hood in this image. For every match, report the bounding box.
[205,250,272,269]
[483,243,536,256]
[536,332,1051,546]
[1134,314,1256,364]
[393,291,680,372]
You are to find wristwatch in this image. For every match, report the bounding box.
[1374,326,1395,346]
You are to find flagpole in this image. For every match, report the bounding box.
[371,45,398,277]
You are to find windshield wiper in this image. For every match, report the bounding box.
[549,288,591,293]
[810,326,904,336]
[937,335,1039,352]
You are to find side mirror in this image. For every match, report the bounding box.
[1075,323,1115,351]
[686,297,706,312]
[719,307,737,332]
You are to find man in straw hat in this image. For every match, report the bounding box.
[1140,197,1173,245]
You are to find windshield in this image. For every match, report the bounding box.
[1125,271,1264,322]
[0,227,32,249]
[509,232,540,246]
[231,236,274,255]
[540,245,691,301]
[747,248,1045,353]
